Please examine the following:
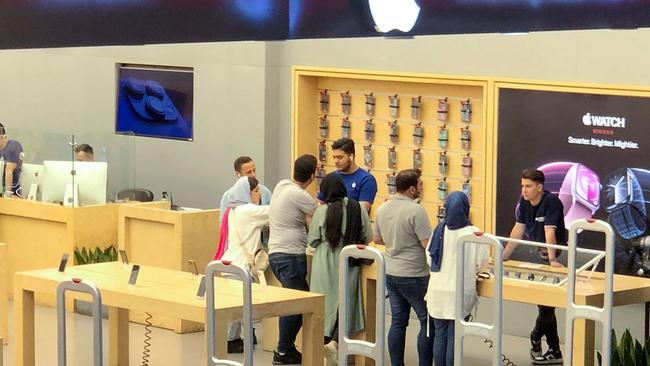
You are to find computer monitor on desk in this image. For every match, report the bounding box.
[41,161,108,206]
[18,163,43,200]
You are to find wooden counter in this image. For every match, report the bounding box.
[117,204,219,333]
[0,199,167,304]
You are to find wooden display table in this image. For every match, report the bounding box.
[118,204,219,333]
[359,254,650,366]
[13,262,324,366]
[0,243,7,346]
[0,199,166,304]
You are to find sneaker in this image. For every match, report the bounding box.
[532,348,563,365]
[227,338,244,354]
[530,338,542,359]
[324,341,338,366]
[273,346,302,365]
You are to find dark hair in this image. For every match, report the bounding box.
[293,154,318,183]
[331,138,355,155]
[247,176,259,192]
[395,169,421,193]
[521,169,545,184]
[0,123,5,135]
[74,144,94,155]
[234,156,253,173]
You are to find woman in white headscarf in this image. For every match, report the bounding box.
[218,176,270,353]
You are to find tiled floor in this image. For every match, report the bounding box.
[2,301,551,365]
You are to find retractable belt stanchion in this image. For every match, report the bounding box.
[205,260,253,366]
[57,278,103,366]
[454,232,503,366]
[339,244,386,366]
[564,219,615,365]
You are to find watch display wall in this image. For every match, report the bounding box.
[293,67,487,227]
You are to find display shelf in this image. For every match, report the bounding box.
[293,66,489,227]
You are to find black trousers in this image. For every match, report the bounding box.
[531,305,560,350]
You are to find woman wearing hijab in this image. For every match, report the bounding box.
[217,176,270,353]
[426,191,488,366]
[308,173,373,366]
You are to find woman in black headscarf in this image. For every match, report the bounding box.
[308,173,373,365]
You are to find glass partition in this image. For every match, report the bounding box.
[10,128,136,207]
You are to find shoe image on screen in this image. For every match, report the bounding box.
[538,162,601,226]
[603,168,650,240]
[115,65,194,141]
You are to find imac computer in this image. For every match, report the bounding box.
[41,161,108,206]
[18,163,43,200]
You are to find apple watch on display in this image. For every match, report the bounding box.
[537,162,602,226]
[319,90,329,114]
[438,179,448,201]
[341,117,351,138]
[341,91,351,115]
[319,116,329,138]
[411,96,421,119]
[388,147,397,170]
[389,94,400,118]
[365,93,375,117]
[437,98,449,122]
[364,145,373,168]
[413,123,424,146]
[365,119,375,142]
[413,148,422,170]
[389,121,399,144]
[603,168,650,240]
[438,126,448,149]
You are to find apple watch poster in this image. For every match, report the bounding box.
[116,65,193,141]
[496,88,650,263]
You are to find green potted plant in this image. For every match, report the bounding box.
[598,329,650,366]
[73,244,117,317]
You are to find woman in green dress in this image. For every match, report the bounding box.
[308,173,373,365]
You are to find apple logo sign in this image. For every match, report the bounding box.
[582,113,592,126]
[368,0,421,33]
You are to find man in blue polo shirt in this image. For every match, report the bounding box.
[503,169,566,365]
[317,138,377,211]
[0,123,23,197]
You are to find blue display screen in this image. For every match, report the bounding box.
[115,66,194,141]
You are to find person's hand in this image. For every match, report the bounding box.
[549,259,564,268]
[502,247,512,261]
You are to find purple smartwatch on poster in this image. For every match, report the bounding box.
[538,162,601,225]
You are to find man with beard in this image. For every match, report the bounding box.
[317,138,377,212]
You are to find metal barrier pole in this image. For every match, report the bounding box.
[454,232,503,366]
[56,278,103,366]
[205,260,253,366]
[564,219,615,365]
[338,244,386,366]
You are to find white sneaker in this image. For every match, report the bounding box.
[324,341,338,366]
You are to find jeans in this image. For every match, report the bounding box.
[433,319,455,366]
[386,274,434,366]
[269,253,309,354]
[531,305,560,350]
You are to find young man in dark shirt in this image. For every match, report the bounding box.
[0,123,24,197]
[503,169,566,365]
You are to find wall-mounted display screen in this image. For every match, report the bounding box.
[496,88,650,260]
[116,65,194,141]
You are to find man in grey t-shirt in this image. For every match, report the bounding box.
[0,123,24,197]
[373,169,433,366]
[268,154,317,365]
